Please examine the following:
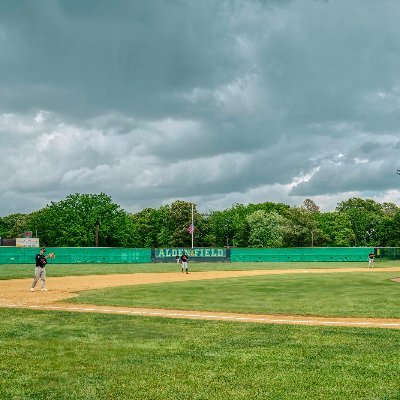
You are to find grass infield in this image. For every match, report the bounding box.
[69,270,400,319]
[1,308,400,400]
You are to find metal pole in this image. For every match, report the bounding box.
[95,224,99,247]
[191,203,194,249]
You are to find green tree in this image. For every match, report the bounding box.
[382,202,399,218]
[205,209,236,247]
[169,201,199,247]
[317,212,355,247]
[379,209,400,247]
[131,202,204,248]
[155,205,173,247]
[301,199,320,213]
[0,217,6,238]
[390,210,400,246]
[283,207,326,247]
[30,193,137,247]
[0,213,32,238]
[336,198,384,246]
[246,210,288,247]
[131,208,160,248]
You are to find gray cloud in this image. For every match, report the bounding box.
[1,0,400,216]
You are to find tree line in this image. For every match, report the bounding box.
[0,193,399,248]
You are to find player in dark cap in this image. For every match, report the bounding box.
[30,247,53,291]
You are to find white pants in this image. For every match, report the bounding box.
[368,258,374,267]
[32,267,46,288]
[182,261,188,270]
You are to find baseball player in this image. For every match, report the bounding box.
[30,248,53,291]
[368,252,375,269]
[180,253,189,274]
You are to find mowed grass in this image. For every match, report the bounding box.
[69,270,400,319]
[1,260,399,280]
[1,307,400,400]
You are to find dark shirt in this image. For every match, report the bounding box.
[35,254,47,267]
[181,254,188,262]
[369,253,374,259]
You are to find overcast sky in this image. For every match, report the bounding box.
[1,0,399,217]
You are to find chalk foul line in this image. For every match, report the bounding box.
[2,303,400,329]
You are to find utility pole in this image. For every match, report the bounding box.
[95,219,100,247]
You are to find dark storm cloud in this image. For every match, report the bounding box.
[0,0,237,118]
[0,0,400,216]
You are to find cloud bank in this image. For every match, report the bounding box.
[1,0,399,215]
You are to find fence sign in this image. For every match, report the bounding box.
[153,248,228,262]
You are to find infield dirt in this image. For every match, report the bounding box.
[2,267,400,329]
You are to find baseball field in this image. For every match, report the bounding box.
[1,261,400,399]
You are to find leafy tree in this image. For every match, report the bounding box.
[205,209,236,247]
[246,210,288,247]
[283,207,326,247]
[169,201,199,247]
[377,209,400,247]
[301,199,320,213]
[131,202,204,248]
[382,202,399,218]
[0,213,32,238]
[1,194,398,249]
[30,193,137,247]
[317,212,355,247]
[0,217,6,238]
[336,198,384,246]
[131,208,160,248]
[390,210,400,246]
[228,204,250,247]
[155,205,173,247]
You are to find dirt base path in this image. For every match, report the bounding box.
[2,267,400,329]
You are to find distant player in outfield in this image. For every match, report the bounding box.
[176,255,180,264]
[31,248,54,291]
[368,252,375,268]
[180,253,189,274]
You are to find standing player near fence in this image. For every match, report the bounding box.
[180,253,189,274]
[30,248,55,291]
[368,251,375,269]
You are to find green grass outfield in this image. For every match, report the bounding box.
[1,259,399,279]
[2,261,400,399]
[2,308,400,400]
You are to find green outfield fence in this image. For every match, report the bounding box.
[230,247,373,262]
[375,247,400,260]
[0,246,384,264]
[0,247,151,264]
